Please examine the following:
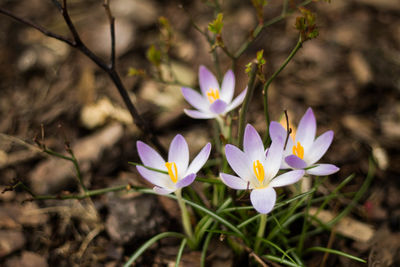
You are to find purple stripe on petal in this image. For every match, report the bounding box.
[186,143,211,175]
[264,136,284,180]
[220,69,235,103]
[220,173,249,190]
[306,131,334,165]
[210,99,227,114]
[184,109,216,119]
[250,187,277,214]
[176,173,196,189]
[306,164,339,176]
[270,170,304,187]
[285,155,307,169]
[225,144,253,182]
[295,107,316,151]
[153,186,174,195]
[136,166,171,188]
[168,134,189,175]
[182,87,209,112]
[199,65,220,96]
[225,87,247,113]
[137,141,165,169]
[243,124,265,162]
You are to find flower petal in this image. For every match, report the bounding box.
[210,99,227,114]
[225,87,247,112]
[250,187,277,214]
[182,87,209,112]
[136,166,171,188]
[176,173,196,189]
[225,144,253,182]
[186,143,211,175]
[285,155,308,169]
[168,134,189,175]
[136,141,165,169]
[199,65,220,96]
[269,121,287,141]
[264,136,284,180]
[306,164,339,176]
[270,170,305,187]
[306,131,334,165]
[153,186,174,195]
[295,107,316,151]
[220,69,235,103]
[184,109,216,119]
[243,124,265,162]
[220,173,249,190]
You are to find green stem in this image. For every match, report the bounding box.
[254,213,267,254]
[263,37,303,143]
[238,63,258,149]
[175,189,195,246]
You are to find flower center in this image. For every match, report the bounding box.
[165,162,178,183]
[206,88,220,103]
[292,142,304,159]
[253,160,265,185]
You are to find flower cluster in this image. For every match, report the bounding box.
[135,66,339,214]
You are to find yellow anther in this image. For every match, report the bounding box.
[292,142,304,159]
[206,88,220,103]
[165,162,178,183]
[253,160,265,185]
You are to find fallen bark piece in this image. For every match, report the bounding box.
[309,207,374,243]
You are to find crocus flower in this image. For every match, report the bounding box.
[269,107,339,176]
[136,134,211,194]
[220,124,305,214]
[182,65,247,119]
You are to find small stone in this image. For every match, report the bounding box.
[0,230,26,257]
[5,251,48,267]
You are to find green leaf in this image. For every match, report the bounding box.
[208,13,224,34]
[146,45,162,66]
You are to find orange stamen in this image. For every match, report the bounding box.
[165,162,178,183]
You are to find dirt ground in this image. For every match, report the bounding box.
[0,0,400,266]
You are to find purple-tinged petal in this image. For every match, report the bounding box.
[270,170,304,187]
[210,99,227,114]
[176,173,196,189]
[199,65,220,96]
[136,166,171,188]
[153,186,174,195]
[220,69,235,103]
[306,131,334,165]
[250,187,277,214]
[269,121,286,141]
[306,164,339,176]
[225,87,247,112]
[168,134,189,175]
[186,143,211,175]
[182,87,209,112]
[137,141,165,169]
[225,144,253,182]
[243,124,265,162]
[264,136,284,180]
[184,109,216,119]
[285,155,307,169]
[295,108,316,151]
[220,173,249,190]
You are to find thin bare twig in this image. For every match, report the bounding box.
[0,1,167,156]
[283,110,292,150]
[103,0,116,69]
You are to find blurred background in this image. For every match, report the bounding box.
[0,0,399,266]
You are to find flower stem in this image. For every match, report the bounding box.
[254,213,267,254]
[262,37,303,144]
[175,189,195,247]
